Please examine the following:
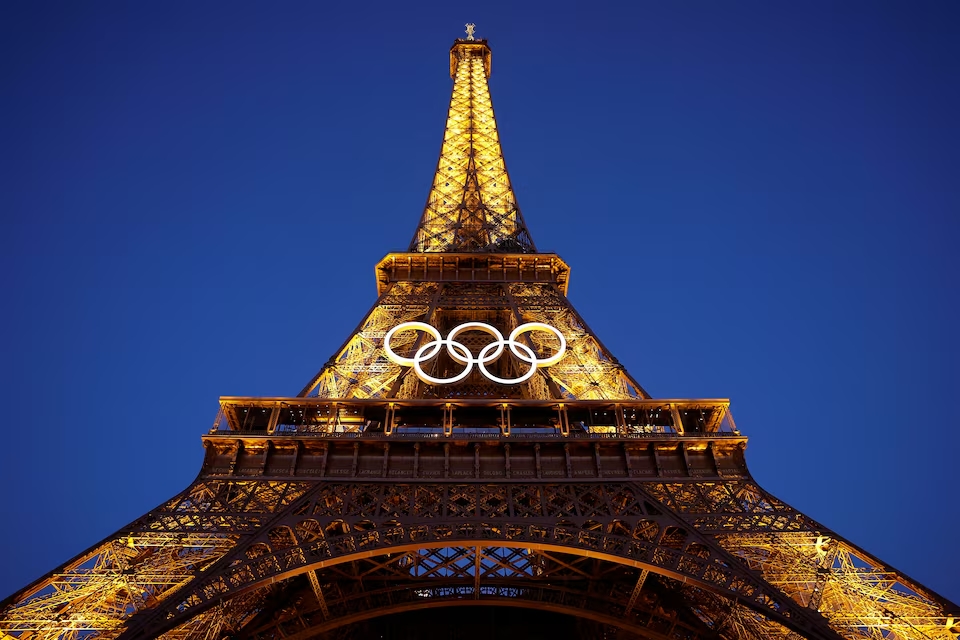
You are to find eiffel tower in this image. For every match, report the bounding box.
[1,27,956,640]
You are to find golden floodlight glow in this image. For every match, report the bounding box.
[383,321,566,385]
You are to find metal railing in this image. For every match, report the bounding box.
[207,427,741,440]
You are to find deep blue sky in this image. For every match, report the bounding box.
[1,1,957,605]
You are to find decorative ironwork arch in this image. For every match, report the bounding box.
[161,545,803,640]
[123,515,839,640]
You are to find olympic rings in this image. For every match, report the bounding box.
[383,321,566,385]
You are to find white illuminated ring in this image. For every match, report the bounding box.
[383,322,442,367]
[383,321,566,385]
[510,322,566,366]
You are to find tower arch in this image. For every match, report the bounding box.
[159,543,802,640]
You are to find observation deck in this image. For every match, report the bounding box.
[202,397,749,482]
[374,252,570,296]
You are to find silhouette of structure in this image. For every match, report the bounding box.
[1,28,956,640]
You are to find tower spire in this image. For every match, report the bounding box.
[410,35,536,253]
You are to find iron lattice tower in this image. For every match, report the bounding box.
[2,32,957,640]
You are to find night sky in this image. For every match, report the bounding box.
[2,1,957,606]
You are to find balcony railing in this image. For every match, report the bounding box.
[206,427,743,441]
[209,397,740,440]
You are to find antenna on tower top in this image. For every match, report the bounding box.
[465,23,476,40]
